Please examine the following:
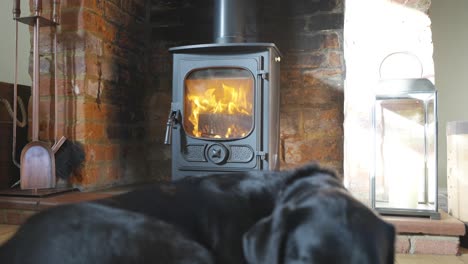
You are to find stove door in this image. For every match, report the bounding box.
[172,52,267,175]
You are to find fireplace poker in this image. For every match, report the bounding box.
[12,0,21,169]
[51,0,63,151]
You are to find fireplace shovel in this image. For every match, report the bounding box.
[18,0,63,190]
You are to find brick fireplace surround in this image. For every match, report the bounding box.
[33,0,345,190]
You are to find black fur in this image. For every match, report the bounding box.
[96,166,317,264]
[0,203,214,264]
[0,163,395,264]
[243,169,396,264]
[55,140,85,180]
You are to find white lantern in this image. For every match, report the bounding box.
[371,78,439,219]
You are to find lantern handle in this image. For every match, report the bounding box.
[379,51,423,79]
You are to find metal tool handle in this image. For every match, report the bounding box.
[164,111,178,145]
[53,0,60,23]
[13,0,21,18]
[34,0,42,15]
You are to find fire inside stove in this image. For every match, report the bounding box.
[184,68,254,139]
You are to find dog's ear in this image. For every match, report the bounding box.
[243,207,291,264]
[348,206,397,264]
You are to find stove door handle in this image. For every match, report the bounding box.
[164,110,179,145]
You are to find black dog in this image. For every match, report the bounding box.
[0,166,315,264]
[0,203,214,264]
[96,167,318,264]
[0,164,395,264]
[243,167,396,264]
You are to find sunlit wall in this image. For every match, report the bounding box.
[430,1,468,189]
[0,0,31,85]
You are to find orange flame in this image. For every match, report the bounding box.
[185,78,253,139]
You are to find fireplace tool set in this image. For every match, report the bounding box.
[11,0,66,190]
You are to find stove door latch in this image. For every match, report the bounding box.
[256,151,268,161]
[258,70,269,80]
[164,109,180,145]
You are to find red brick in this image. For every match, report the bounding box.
[38,77,85,97]
[60,9,118,42]
[327,51,343,68]
[411,236,459,255]
[303,108,343,135]
[103,164,122,183]
[280,69,302,83]
[50,54,87,80]
[117,30,141,52]
[121,0,145,18]
[303,68,343,86]
[81,100,117,122]
[387,211,466,236]
[48,0,104,10]
[4,210,22,225]
[58,9,82,32]
[54,32,103,56]
[283,52,325,69]
[99,59,119,82]
[103,42,127,59]
[72,165,98,186]
[104,1,125,26]
[69,121,107,142]
[395,235,411,254]
[281,85,344,107]
[84,11,119,42]
[84,143,120,162]
[283,136,343,167]
[84,144,104,162]
[322,32,341,49]
[280,110,302,137]
[145,92,172,140]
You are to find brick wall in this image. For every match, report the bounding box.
[270,0,344,171]
[37,0,151,190]
[147,0,345,180]
[35,0,345,189]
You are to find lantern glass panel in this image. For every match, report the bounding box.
[372,79,438,218]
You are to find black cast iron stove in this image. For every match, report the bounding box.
[165,0,281,180]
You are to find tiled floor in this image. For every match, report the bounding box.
[1,224,467,263]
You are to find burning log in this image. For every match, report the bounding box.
[199,113,252,138]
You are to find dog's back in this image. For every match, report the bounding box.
[0,203,214,264]
[96,167,320,264]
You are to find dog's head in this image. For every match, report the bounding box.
[243,170,395,264]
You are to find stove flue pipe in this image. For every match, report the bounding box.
[214,0,248,43]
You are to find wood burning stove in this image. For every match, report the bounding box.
[164,0,281,179]
[166,44,281,179]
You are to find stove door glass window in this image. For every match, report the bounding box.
[184,68,254,139]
